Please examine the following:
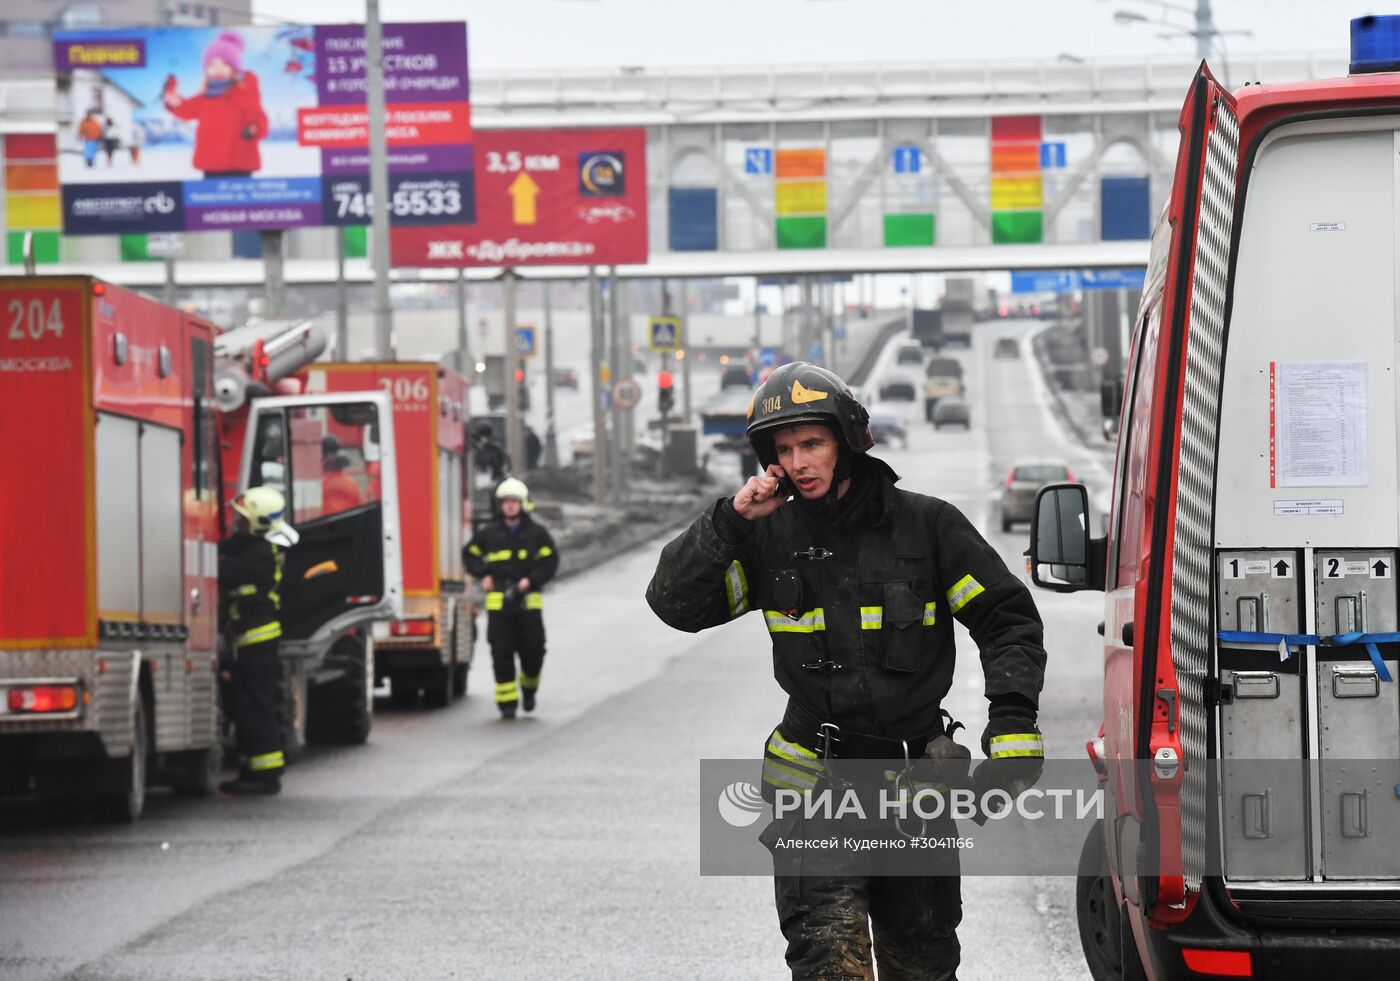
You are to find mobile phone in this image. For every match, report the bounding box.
[773,475,795,499]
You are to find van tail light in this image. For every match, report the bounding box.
[1065,466,1077,483]
[1180,949,1252,977]
[8,685,79,714]
[389,618,435,637]
[1005,470,1016,491]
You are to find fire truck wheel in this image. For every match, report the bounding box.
[170,744,223,797]
[451,621,469,697]
[96,696,149,824]
[1076,819,1125,981]
[282,659,308,761]
[307,635,373,745]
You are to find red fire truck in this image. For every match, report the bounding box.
[1031,18,1400,979]
[303,362,475,708]
[0,276,402,821]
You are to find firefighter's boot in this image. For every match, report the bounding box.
[220,771,282,795]
[499,703,518,720]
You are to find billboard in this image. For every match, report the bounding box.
[390,128,648,267]
[52,23,471,235]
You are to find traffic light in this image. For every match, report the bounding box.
[657,369,675,415]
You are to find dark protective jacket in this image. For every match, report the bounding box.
[645,457,1046,737]
[464,515,559,611]
[219,532,283,648]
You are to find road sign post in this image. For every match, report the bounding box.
[502,270,523,475]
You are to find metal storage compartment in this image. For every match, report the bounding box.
[1216,550,1308,880]
[1313,549,1400,879]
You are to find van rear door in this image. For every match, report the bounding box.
[240,391,403,657]
[1131,64,1240,915]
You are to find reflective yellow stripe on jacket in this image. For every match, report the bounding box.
[725,560,750,619]
[236,621,282,648]
[764,609,826,634]
[762,728,823,793]
[946,574,985,614]
[858,602,936,629]
[989,732,1044,759]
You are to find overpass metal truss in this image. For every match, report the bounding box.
[473,52,1347,258]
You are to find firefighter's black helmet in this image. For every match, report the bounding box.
[745,362,874,469]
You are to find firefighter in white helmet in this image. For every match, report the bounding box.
[463,478,559,719]
[219,486,298,794]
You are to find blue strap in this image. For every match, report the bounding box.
[1217,630,1396,682]
[1328,632,1397,682]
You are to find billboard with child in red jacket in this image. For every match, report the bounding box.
[52,22,472,235]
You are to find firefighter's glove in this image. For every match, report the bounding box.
[969,715,1044,825]
[921,732,972,791]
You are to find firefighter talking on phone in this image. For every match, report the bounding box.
[646,362,1047,980]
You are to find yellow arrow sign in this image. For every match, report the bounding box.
[508,172,540,225]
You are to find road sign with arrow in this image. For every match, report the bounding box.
[508,172,540,225]
[389,127,650,268]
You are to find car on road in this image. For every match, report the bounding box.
[868,413,908,449]
[553,366,579,389]
[721,363,755,390]
[998,461,1075,531]
[895,342,924,366]
[931,397,971,430]
[993,337,1020,359]
[878,377,918,401]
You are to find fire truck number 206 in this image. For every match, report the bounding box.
[5,298,65,342]
[379,377,431,402]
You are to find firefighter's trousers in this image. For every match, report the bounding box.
[773,871,961,981]
[764,811,962,981]
[231,638,285,777]
[486,609,545,710]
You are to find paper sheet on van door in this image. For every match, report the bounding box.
[1271,360,1368,488]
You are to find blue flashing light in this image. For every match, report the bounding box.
[1351,15,1400,74]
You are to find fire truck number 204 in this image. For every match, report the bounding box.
[5,298,65,341]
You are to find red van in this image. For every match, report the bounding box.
[1031,18,1400,979]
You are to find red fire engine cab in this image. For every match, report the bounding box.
[303,362,475,708]
[0,277,402,821]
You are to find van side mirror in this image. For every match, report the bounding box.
[1030,483,1106,592]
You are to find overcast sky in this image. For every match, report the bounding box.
[248,0,1355,71]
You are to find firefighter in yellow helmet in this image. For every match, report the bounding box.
[463,478,559,718]
[219,486,297,794]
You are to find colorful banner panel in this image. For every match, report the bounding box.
[389,128,648,267]
[884,143,935,247]
[668,187,717,252]
[775,148,825,249]
[3,134,62,264]
[883,213,935,247]
[1101,176,1151,241]
[990,115,1042,245]
[52,23,470,235]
